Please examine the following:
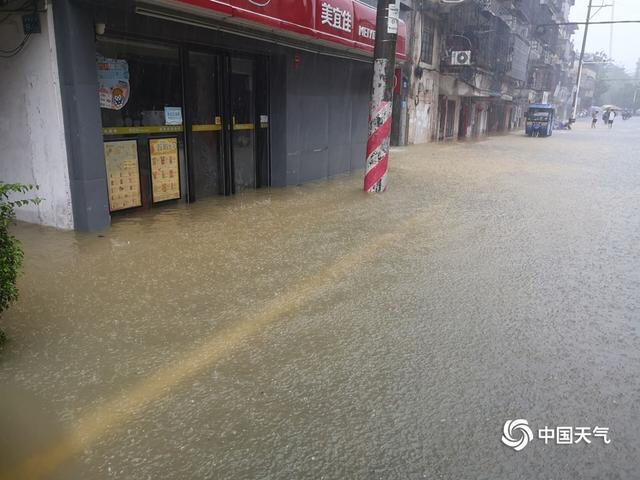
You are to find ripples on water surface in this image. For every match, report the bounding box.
[1,121,639,479]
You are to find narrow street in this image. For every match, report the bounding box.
[1,120,639,479]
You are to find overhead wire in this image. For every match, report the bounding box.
[0,0,37,58]
[0,33,31,57]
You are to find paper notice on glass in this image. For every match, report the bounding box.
[387,4,399,34]
[149,137,181,203]
[164,107,183,125]
[104,140,142,212]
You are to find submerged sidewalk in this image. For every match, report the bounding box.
[2,124,640,479]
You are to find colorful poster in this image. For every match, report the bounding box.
[104,140,142,211]
[97,55,130,110]
[149,138,181,203]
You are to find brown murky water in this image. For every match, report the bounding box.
[1,120,639,479]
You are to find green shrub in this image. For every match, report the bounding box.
[0,182,40,344]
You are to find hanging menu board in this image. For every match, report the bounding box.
[104,140,142,212]
[149,137,181,203]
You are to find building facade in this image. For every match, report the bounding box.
[1,0,579,231]
[1,0,406,230]
[0,0,73,228]
[392,0,576,145]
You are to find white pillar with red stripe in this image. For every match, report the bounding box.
[364,0,398,193]
[364,62,393,193]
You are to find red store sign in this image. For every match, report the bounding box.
[169,0,406,59]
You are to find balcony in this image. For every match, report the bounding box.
[440,1,512,75]
[511,0,537,23]
[539,0,563,21]
[528,65,556,91]
[506,34,530,82]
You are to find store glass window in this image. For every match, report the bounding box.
[96,39,185,212]
[96,39,182,128]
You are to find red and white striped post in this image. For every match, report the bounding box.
[364,0,399,193]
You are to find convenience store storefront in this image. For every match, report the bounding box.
[97,38,270,211]
[51,0,406,230]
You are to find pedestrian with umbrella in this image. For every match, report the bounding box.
[602,106,621,129]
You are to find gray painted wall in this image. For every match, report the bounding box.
[0,8,74,229]
[284,52,370,186]
[53,0,111,231]
[268,54,288,188]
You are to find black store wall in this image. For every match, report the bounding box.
[282,51,370,186]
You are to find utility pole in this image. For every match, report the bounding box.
[364,0,399,193]
[636,59,640,112]
[609,0,615,59]
[571,0,594,121]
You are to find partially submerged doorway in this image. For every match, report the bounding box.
[185,51,270,201]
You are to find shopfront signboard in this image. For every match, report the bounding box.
[149,137,181,203]
[104,140,142,211]
[316,0,354,42]
[172,0,406,59]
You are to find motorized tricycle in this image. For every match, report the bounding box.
[525,104,555,137]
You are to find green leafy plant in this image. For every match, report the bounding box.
[0,182,41,344]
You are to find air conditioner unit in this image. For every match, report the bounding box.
[451,50,472,66]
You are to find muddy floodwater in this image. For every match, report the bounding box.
[1,120,639,479]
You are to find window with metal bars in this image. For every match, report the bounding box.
[420,16,435,65]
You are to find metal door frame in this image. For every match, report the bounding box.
[184,49,270,198]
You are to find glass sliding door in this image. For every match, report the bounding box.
[185,51,268,200]
[229,56,256,193]
[187,51,224,199]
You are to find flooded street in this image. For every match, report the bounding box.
[1,120,640,479]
